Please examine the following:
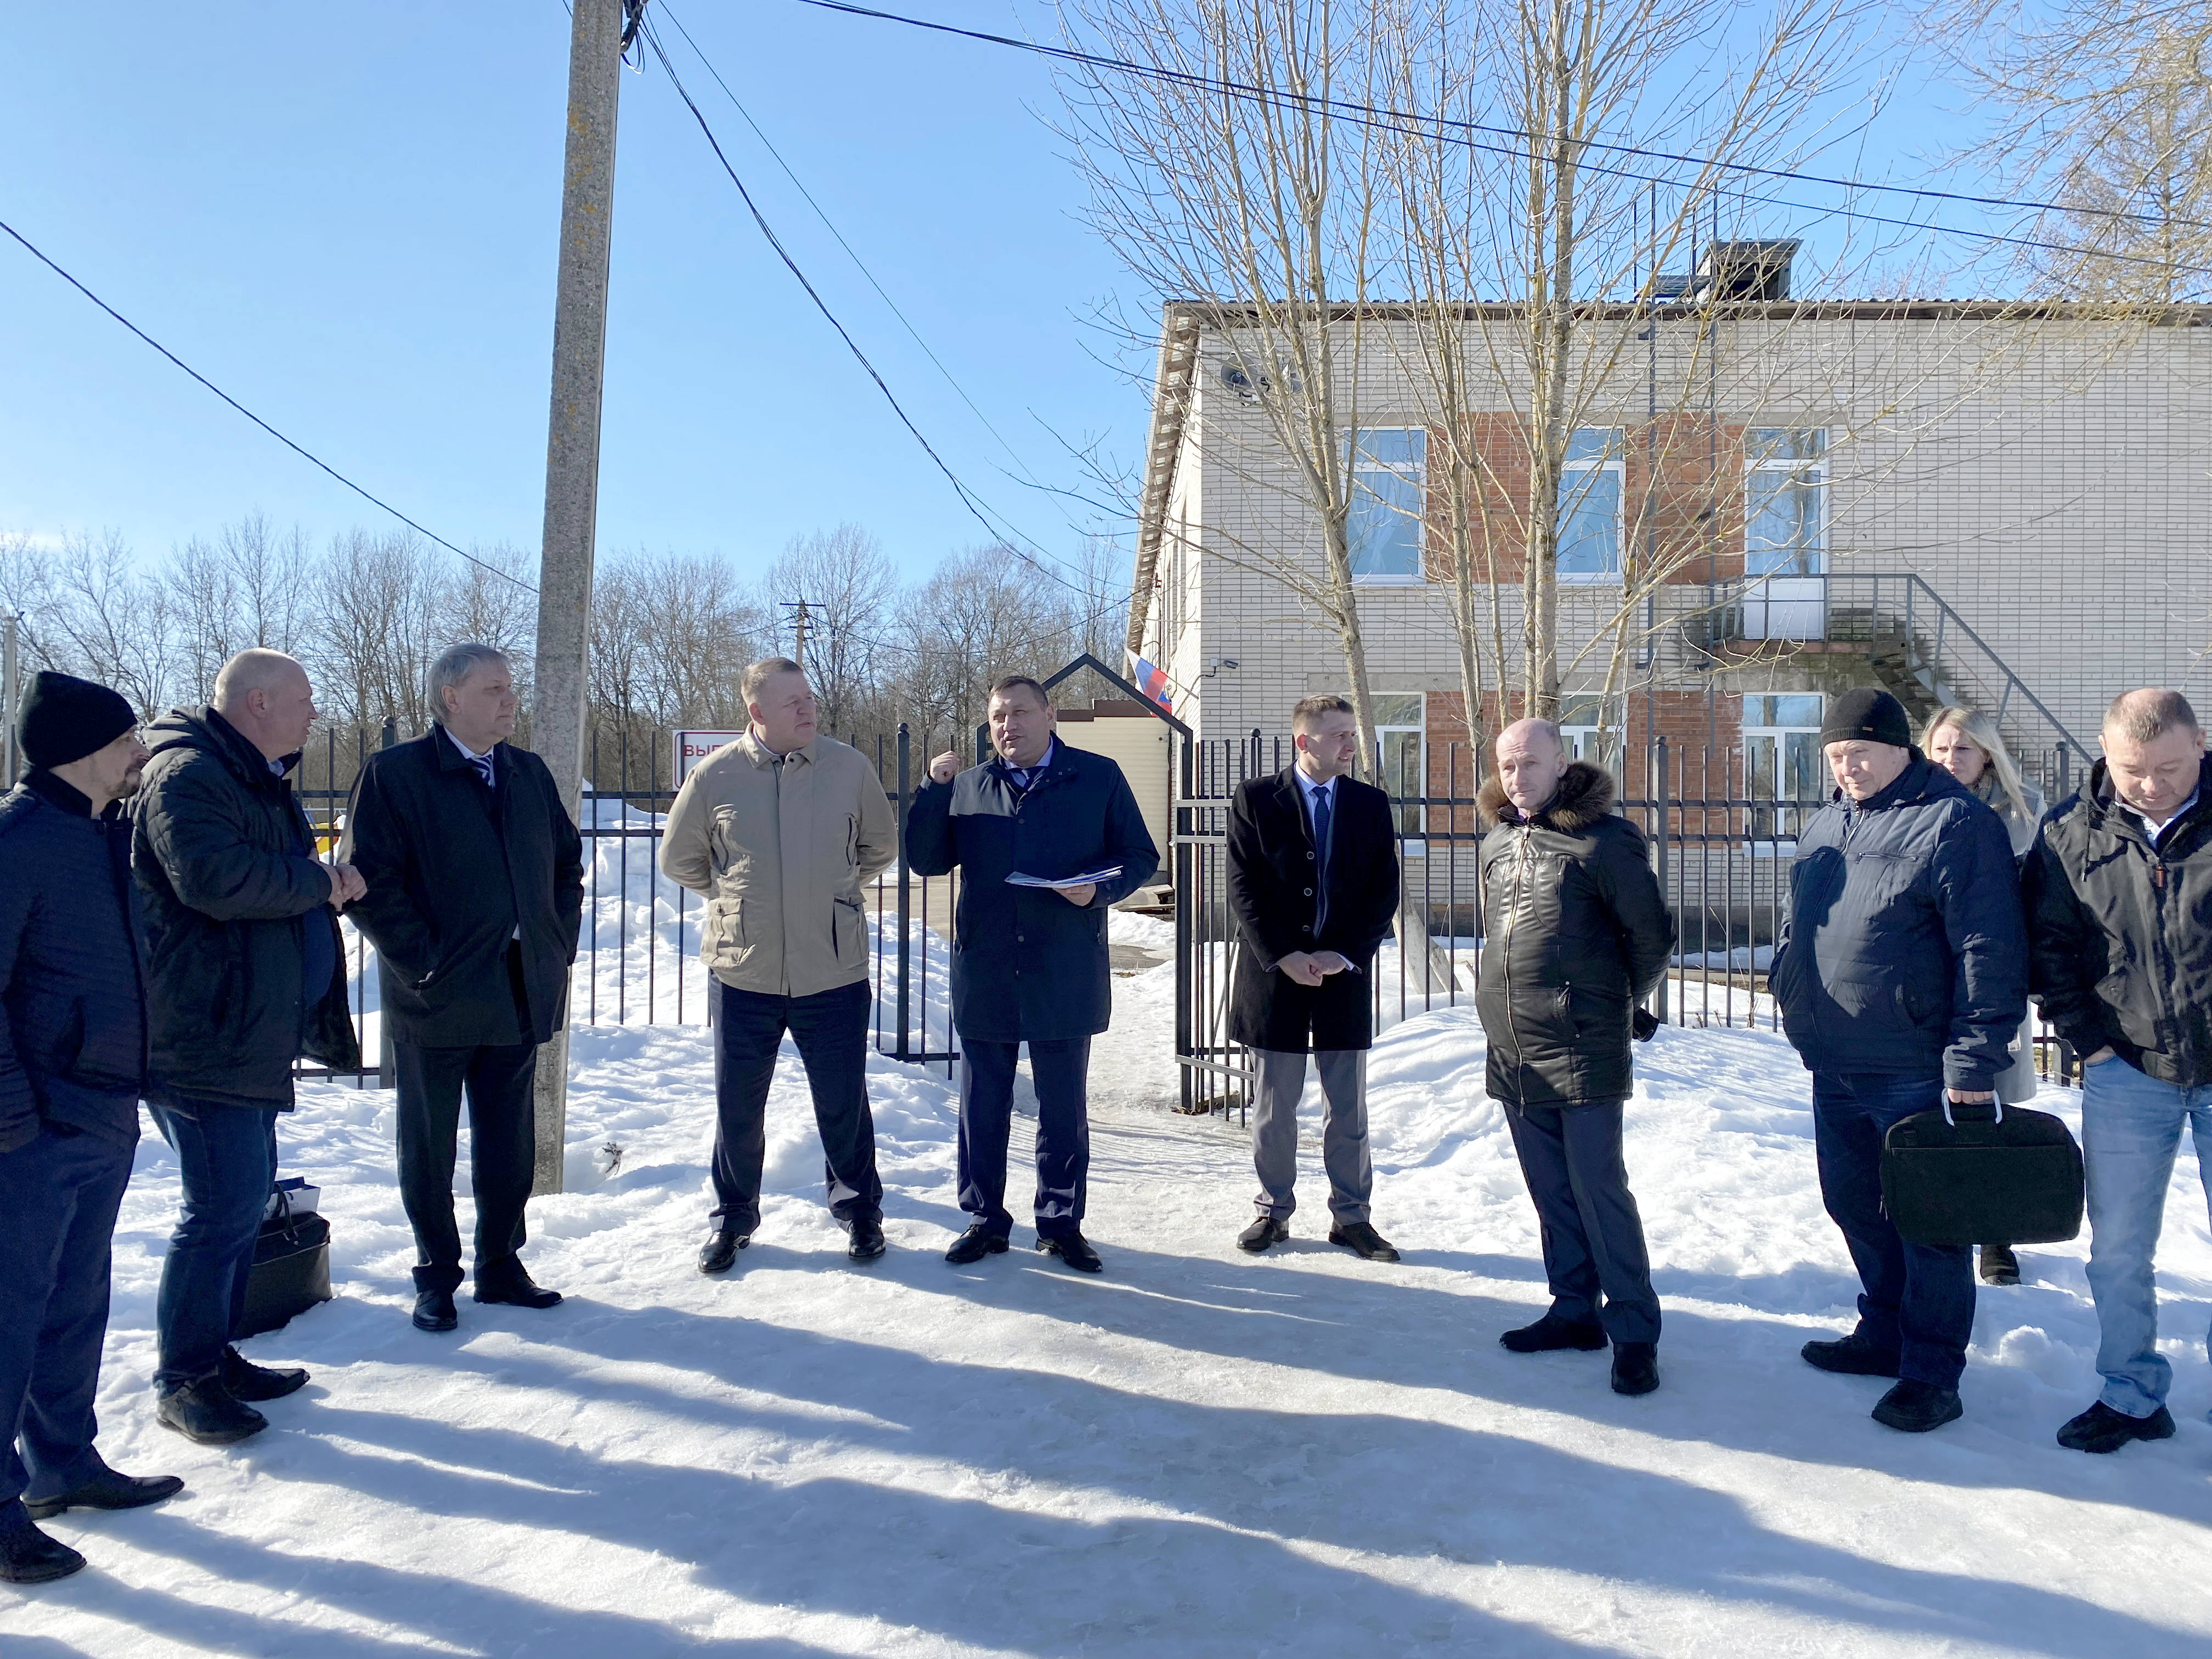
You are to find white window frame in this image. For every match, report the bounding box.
[1346,428,1426,585]
[1742,692,1826,849]
[1556,428,1626,586]
[1743,428,1829,578]
[1556,694,1625,764]
[1370,692,1426,851]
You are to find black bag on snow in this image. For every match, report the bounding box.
[1880,1099,2085,1248]
[238,1190,333,1338]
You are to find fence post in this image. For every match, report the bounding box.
[1654,737,1671,1025]
[896,724,913,1063]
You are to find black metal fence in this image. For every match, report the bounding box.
[1172,734,2080,1119]
[290,723,975,1085]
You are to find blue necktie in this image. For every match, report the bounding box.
[469,753,494,789]
[1310,785,1331,934]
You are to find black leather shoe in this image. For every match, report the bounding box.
[847,1215,888,1261]
[1328,1222,1400,1262]
[944,1223,1010,1265]
[1801,1333,1902,1377]
[24,1459,184,1520]
[1500,1313,1608,1353]
[222,1345,308,1401]
[1238,1215,1290,1252]
[155,1378,267,1446]
[413,1289,459,1333]
[1037,1232,1104,1273]
[0,1520,85,1584]
[1979,1244,2021,1286]
[699,1228,751,1274]
[1873,1379,1963,1432]
[474,1265,562,1309]
[1611,1341,1661,1395]
[2057,1400,2177,1454]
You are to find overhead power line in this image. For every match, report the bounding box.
[636,16,1130,618]
[0,216,534,592]
[793,0,2212,273]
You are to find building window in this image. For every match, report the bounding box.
[1558,695,1624,764]
[1557,428,1624,583]
[1744,692,1825,840]
[1347,430,1424,582]
[1745,429,1827,577]
[1371,692,1425,839]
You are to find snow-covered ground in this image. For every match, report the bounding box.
[9,951,2212,1656]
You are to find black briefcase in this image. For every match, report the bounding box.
[238,1198,333,1338]
[1880,1100,2084,1248]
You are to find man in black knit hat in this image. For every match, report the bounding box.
[1770,687,2027,1434]
[0,673,182,1584]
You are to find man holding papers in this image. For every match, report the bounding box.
[907,675,1159,1272]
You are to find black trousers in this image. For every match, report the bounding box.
[0,1126,133,1530]
[958,1036,1091,1240]
[393,1038,539,1294]
[710,977,881,1231]
[1504,1099,1662,1345]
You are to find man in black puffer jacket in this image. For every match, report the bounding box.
[0,674,180,1585]
[1772,688,2025,1436]
[1476,718,1674,1396]
[2025,689,2212,1457]
[134,650,360,1448]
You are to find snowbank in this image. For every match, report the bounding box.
[11,958,2212,1656]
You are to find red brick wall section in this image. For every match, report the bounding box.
[1425,415,1747,586]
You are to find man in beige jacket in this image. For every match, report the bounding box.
[659,658,897,1270]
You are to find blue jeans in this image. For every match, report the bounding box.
[0,1126,134,1531]
[148,1102,279,1390]
[1812,1071,1976,1389]
[2081,1056,2212,1418]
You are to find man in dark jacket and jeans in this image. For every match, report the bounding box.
[909,675,1158,1273]
[1476,718,1675,1396]
[340,644,584,1334]
[134,650,361,1446]
[0,674,180,1585]
[1773,688,2026,1434]
[2025,689,2212,1455]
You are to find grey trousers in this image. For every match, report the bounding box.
[1504,1100,1662,1345]
[1251,1047,1372,1224]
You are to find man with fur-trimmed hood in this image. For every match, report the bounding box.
[1476,718,1674,1396]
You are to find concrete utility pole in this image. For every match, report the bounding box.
[2,615,19,788]
[530,0,630,1195]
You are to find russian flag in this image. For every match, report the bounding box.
[1127,651,1172,712]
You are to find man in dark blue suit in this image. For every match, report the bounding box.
[907,675,1159,1272]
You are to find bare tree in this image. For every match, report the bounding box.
[1932,0,2212,302]
[49,529,174,717]
[765,523,896,736]
[313,528,442,732]
[1378,0,1882,727]
[1057,0,1397,760]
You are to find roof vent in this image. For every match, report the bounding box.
[1696,240,1799,301]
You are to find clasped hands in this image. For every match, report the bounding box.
[1277,950,1352,986]
[324,861,367,908]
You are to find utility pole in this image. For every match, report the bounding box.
[787,597,811,675]
[2,615,19,789]
[529,0,632,1196]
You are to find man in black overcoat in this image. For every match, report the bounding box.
[1226,695,1402,1261]
[907,674,1159,1273]
[1476,716,1675,1397]
[340,644,584,1334]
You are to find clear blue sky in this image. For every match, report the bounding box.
[2,2,1984,585]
